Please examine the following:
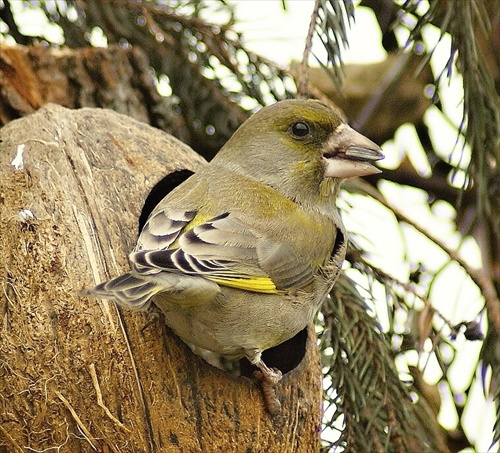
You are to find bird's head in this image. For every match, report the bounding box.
[214,99,384,204]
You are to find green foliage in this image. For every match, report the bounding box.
[406,0,500,214]
[319,274,440,452]
[314,0,355,88]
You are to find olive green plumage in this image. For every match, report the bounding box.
[85,99,383,411]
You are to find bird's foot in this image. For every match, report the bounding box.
[253,361,283,415]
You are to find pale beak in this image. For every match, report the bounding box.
[323,124,384,178]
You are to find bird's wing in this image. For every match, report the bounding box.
[131,209,317,294]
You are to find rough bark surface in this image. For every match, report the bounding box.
[0,43,191,144]
[0,104,322,452]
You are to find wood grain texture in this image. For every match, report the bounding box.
[0,104,322,452]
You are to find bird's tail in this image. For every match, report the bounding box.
[82,273,163,310]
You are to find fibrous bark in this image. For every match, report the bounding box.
[0,104,322,452]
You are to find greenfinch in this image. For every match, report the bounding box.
[85,99,383,412]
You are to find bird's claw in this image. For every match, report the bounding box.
[253,366,282,415]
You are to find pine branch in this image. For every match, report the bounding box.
[312,0,355,91]
[320,274,441,452]
[368,186,500,335]
[297,0,321,97]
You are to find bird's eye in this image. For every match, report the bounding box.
[291,121,310,138]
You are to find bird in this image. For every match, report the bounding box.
[84,99,383,413]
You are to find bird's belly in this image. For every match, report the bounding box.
[153,286,320,360]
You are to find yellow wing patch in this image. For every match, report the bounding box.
[210,276,279,294]
[170,212,216,249]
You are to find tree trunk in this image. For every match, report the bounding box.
[0,104,322,452]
